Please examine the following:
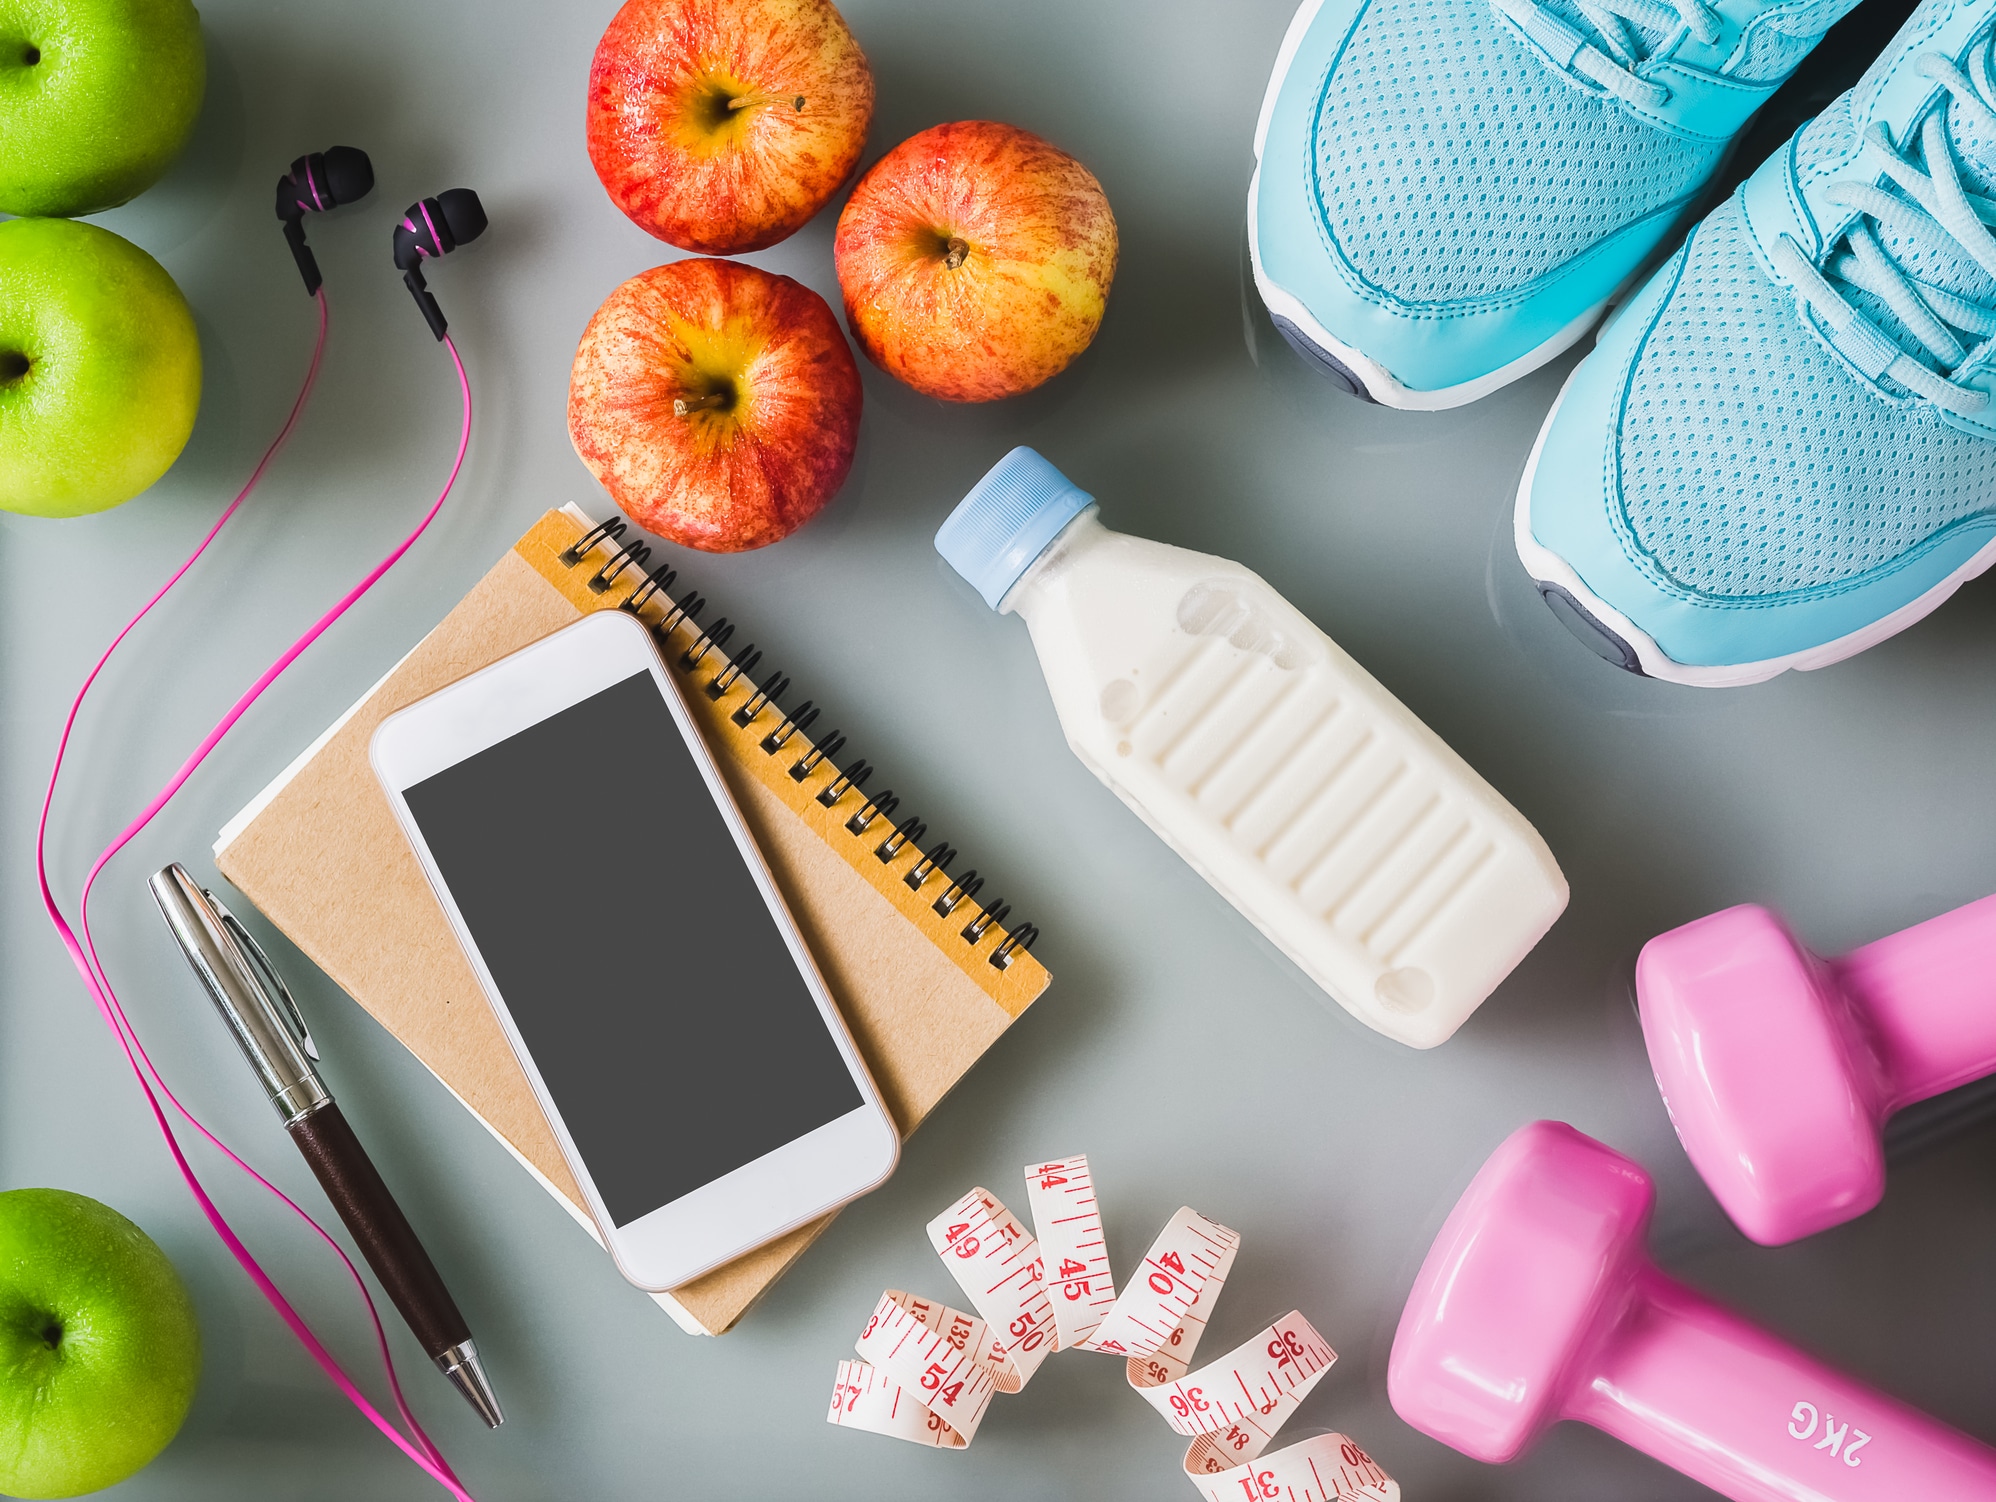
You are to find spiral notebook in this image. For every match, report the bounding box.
[212,506,1051,1335]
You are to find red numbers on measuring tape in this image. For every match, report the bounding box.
[1009,1310,1047,1351]
[942,1222,981,1260]
[945,1314,973,1351]
[1147,1248,1190,1296]
[1267,1330,1306,1367]
[838,1306,1000,1449]
[927,1191,1057,1397]
[1169,1387,1212,1419]
[834,1172,1397,1501]
[915,1362,967,1409]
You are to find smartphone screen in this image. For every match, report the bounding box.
[398,668,863,1228]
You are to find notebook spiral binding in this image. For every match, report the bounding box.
[564,521,1041,972]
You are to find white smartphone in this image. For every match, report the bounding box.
[370,608,899,1291]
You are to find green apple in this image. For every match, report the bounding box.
[0,1188,200,1499]
[0,0,205,217]
[0,216,201,517]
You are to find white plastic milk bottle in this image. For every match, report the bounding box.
[936,448,1567,1048]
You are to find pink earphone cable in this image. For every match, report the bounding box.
[35,289,479,1500]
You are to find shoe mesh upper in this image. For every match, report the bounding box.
[1732,0,1856,82]
[1733,20,1825,82]
[1617,197,1996,596]
[1790,96,1854,180]
[1312,0,1723,303]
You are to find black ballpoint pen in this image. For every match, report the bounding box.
[149,862,503,1428]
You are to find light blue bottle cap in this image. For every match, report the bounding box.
[935,447,1095,610]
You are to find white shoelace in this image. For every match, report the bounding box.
[1491,0,1721,108]
[1773,48,1996,416]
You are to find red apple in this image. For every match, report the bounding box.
[587,0,874,254]
[568,257,862,552]
[834,121,1118,403]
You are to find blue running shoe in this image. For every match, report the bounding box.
[1250,0,1862,408]
[1519,0,1996,684]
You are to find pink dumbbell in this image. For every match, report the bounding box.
[1389,1120,1996,1502]
[1637,895,1996,1245]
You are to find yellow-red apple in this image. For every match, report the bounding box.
[568,257,862,552]
[587,0,873,254]
[834,121,1117,403]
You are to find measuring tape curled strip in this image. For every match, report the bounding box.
[1193,1431,1398,1502]
[1024,1155,1116,1350]
[1081,1204,1241,1359]
[848,1290,1007,1444]
[926,1188,1055,1388]
[828,1155,1400,1501]
[1131,1308,1337,1437]
[828,1358,963,1449]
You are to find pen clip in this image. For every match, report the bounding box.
[207,889,319,1062]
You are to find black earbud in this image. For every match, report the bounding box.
[392,189,488,341]
[274,147,375,295]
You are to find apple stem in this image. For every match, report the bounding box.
[727,92,805,113]
[674,392,729,417]
[944,237,970,271]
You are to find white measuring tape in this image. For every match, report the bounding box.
[826,1155,1399,1501]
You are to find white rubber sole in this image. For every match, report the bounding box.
[1247,169,1617,413]
[1514,362,1996,686]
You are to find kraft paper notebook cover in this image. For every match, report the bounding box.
[213,507,1051,1335]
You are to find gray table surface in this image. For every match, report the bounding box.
[7,0,1996,1496]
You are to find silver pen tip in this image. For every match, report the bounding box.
[435,1340,504,1428]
